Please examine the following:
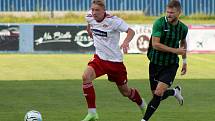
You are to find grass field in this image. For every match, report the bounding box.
[0,54,214,121]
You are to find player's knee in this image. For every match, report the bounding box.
[121,90,130,97]
[122,92,129,97]
[82,73,90,83]
[154,89,164,96]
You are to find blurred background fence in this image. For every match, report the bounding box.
[0,0,214,16]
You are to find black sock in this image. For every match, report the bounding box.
[161,89,175,100]
[143,94,161,121]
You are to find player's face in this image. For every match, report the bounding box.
[91,4,105,22]
[166,7,180,24]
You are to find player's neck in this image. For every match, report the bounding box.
[169,19,179,25]
[96,13,106,22]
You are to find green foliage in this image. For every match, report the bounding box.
[184,13,215,20]
[0,12,215,24]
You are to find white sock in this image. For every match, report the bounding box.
[141,119,146,121]
[88,108,96,114]
[173,88,177,96]
[139,98,145,108]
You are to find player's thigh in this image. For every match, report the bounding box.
[107,62,127,85]
[149,63,159,91]
[159,64,179,86]
[88,54,106,78]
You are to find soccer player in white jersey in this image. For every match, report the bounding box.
[81,0,147,121]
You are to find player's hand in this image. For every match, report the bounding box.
[175,48,186,55]
[88,32,93,39]
[181,63,187,75]
[120,41,129,54]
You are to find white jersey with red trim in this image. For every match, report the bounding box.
[85,11,129,62]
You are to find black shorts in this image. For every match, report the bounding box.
[149,62,179,90]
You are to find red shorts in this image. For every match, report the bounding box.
[88,54,128,86]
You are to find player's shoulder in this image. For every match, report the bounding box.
[154,16,165,25]
[104,11,118,19]
[179,20,188,31]
[152,16,165,28]
[85,10,94,22]
[105,13,119,22]
[105,12,115,18]
[86,13,93,18]
[85,10,93,18]
[104,13,124,25]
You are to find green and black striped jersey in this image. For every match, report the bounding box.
[147,16,188,66]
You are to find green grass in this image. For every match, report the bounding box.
[0,54,214,80]
[0,54,214,121]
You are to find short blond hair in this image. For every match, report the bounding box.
[92,0,105,9]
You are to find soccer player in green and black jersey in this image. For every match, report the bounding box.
[141,0,188,121]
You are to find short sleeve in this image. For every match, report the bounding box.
[112,17,129,32]
[151,19,162,37]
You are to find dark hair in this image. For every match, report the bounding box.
[167,0,182,11]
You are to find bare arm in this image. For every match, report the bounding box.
[120,28,135,53]
[180,38,187,75]
[152,36,186,55]
[180,38,187,59]
[87,24,93,39]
